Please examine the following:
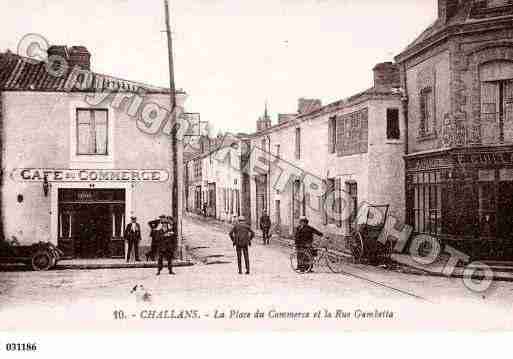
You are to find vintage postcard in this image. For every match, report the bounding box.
[1,0,513,347]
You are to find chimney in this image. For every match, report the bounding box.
[47,45,69,60]
[438,0,460,23]
[297,98,322,115]
[69,46,91,70]
[373,62,400,90]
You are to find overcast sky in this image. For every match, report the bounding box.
[1,0,437,134]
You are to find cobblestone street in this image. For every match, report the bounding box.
[1,216,513,331]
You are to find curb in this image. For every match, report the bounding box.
[55,260,194,271]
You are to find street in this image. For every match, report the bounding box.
[1,216,513,331]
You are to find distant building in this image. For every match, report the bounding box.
[396,0,513,258]
[184,133,243,222]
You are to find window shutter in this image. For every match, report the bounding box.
[334,178,342,227]
[336,117,344,156]
[328,118,334,153]
[420,92,427,134]
[360,108,368,153]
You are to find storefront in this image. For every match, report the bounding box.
[10,168,169,259]
[405,145,513,259]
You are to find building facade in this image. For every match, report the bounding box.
[396,0,513,258]
[244,63,406,248]
[0,46,186,259]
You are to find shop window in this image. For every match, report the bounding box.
[76,109,108,155]
[478,182,496,238]
[419,88,435,137]
[386,108,400,140]
[412,172,443,235]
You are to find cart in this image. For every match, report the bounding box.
[0,237,63,271]
[348,204,391,265]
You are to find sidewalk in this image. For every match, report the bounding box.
[185,213,513,282]
[56,258,193,270]
[391,253,513,282]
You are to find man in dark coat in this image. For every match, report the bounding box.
[294,216,324,273]
[156,215,177,275]
[146,219,160,261]
[229,216,255,275]
[259,211,271,245]
[124,216,141,262]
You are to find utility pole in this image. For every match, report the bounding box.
[164,0,183,258]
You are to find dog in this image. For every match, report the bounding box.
[130,284,152,303]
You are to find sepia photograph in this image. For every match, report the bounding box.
[1,0,513,351]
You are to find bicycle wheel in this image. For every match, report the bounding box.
[326,251,346,274]
[290,249,313,273]
[350,231,364,263]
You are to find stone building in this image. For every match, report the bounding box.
[395,0,513,258]
[0,46,187,259]
[245,63,406,245]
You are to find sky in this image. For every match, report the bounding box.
[0,0,437,134]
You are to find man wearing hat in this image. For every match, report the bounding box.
[229,216,255,275]
[124,216,141,262]
[259,210,272,245]
[294,216,324,273]
[156,215,177,275]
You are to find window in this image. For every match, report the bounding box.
[419,88,434,136]
[386,108,400,140]
[76,109,108,155]
[295,128,301,159]
[481,80,513,142]
[328,116,337,153]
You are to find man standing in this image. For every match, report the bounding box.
[294,216,323,273]
[124,216,141,262]
[156,215,177,275]
[259,211,271,245]
[229,216,254,275]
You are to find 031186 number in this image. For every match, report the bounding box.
[6,343,38,351]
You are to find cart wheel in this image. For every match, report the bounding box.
[290,249,313,273]
[31,251,53,271]
[350,231,364,263]
[326,252,346,274]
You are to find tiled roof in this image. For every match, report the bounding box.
[0,52,172,94]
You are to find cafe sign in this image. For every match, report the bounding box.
[12,169,170,182]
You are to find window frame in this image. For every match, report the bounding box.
[75,108,109,156]
[386,108,401,140]
[419,87,435,138]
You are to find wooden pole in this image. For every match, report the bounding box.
[164,0,183,258]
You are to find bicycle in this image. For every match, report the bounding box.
[289,236,348,274]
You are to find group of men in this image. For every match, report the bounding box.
[124,210,324,276]
[228,213,324,275]
[124,214,178,275]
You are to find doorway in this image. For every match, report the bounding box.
[498,181,513,239]
[58,189,126,258]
